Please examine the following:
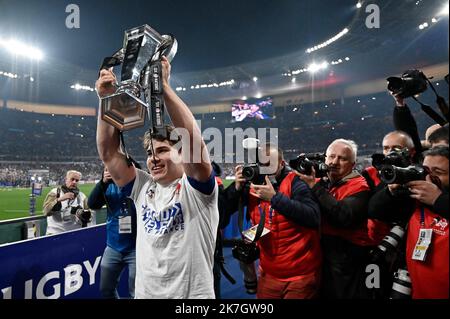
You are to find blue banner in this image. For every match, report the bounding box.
[0,224,129,299]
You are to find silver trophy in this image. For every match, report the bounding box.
[100,25,177,131]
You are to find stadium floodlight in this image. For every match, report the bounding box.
[255,92,262,98]
[0,38,43,60]
[253,76,258,82]
[242,96,247,100]
[307,61,328,73]
[356,2,362,9]
[306,28,349,53]
[70,83,95,92]
[438,3,449,16]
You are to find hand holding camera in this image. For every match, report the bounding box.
[234,165,247,191]
[407,176,443,206]
[71,206,92,227]
[58,192,75,202]
[295,166,317,189]
[250,176,276,201]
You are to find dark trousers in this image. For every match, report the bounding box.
[320,235,372,299]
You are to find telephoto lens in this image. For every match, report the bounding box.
[370,225,405,264]
[390,268,412,299]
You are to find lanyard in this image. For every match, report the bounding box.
[258,202,274,229]
[420,205,425,227]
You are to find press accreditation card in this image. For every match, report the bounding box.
[119,216,132,234]
[412,228,433,261]
[242,225,270,242]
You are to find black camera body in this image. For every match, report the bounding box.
[232,241,260,264]
[242,163,266,185]
[372,148,411,170]
[289,153,328,178]
[387,69,428,99]
[71,206,92,227]
[380,165,427,185]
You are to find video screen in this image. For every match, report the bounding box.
[231,97,273,122]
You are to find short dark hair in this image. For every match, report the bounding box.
[423,145,449,160]
[428,125,449,145]
[143,125,181,150]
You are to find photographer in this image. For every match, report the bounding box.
[226,143,322,299]
[88,165,138,299]
[297,139,373,299]
[363,131,417,298]
[43,170,92,235]
[368,145,449,298]
[366,130,418,224]
[406,146,449,298]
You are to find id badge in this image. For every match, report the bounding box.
[412,228,433,261]
[242,225,270,242]
[62,209,72,222]
[119,216,132,234]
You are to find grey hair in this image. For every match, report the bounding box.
[383,130,415,150]
[66,170,82,179]
[327,139,358,163]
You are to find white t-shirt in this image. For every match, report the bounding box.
[130,169,219,299]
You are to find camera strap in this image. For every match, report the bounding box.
[413,97,447,126]
[238,192,266,243]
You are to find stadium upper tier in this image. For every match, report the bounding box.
[1,89,446,163]
[0,0,447,108]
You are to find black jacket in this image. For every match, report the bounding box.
[224,166,321,229]
[393,104,423,163]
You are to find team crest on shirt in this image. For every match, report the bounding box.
[141,202,184,235]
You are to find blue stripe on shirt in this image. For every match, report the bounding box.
[187,171,216,195]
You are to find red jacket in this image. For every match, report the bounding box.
[322,173,387,246]
[248,172,321,280]
[406,203,449,299]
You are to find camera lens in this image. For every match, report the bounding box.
[387,77,403,93]
[242,167,255,180]
[380,166,396,184]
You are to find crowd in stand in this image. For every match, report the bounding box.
[0,89,443,186]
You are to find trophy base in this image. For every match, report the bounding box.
[101,91,147,131]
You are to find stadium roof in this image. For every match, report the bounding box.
[0,0,448,108]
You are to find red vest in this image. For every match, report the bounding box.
[248,172,322,280]
[322,174,387,246]
[406,203,449,299]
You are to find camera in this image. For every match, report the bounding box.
[380,165,426,185]
[387,69,428,99]
[289,153,329,178]
[370,225,406,264]
[242,163,266,185]
[232,240,260,264]
[71,206,92,227]
[371,148,411,170]
[390,268,412,299]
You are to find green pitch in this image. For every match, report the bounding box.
[0,179,235,221]
[0,184,95,221]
